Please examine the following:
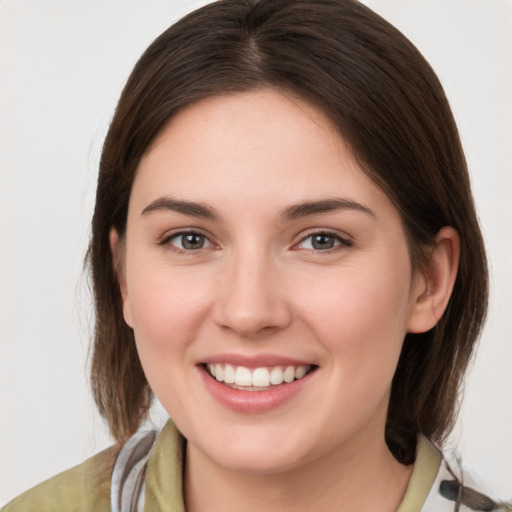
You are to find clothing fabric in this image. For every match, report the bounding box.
[2,420,508,511]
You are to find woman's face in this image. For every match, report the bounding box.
[119,89,427,473]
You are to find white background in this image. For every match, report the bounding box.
[1,0,511,506]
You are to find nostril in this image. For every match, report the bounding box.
[212,275,293,336]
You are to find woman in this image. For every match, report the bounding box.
[2,0,509,510]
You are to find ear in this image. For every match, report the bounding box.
[407,227,460,333]
[109,228,134,328]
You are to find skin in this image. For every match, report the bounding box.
[113,89,459,512]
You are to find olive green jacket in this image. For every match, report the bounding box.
[2,421,507,511]
[1,421,185,512]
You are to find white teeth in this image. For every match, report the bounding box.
[234,366,252,386]
[223,364,235,384]
[206,363,312,388]
[252,368,270,387]
[270,366,284,385]
[295,365,308,379]
[215,363,223,382]
[283,366,295,383]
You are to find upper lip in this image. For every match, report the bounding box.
[200,353,316,368]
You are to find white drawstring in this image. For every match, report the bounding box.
[111,429,157,512]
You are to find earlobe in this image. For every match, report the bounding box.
[407,227,460,333]
[109,228,134,328]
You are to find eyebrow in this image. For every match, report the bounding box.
[280,198,376,221]
[141,197,220,220]
[141,196,375,221]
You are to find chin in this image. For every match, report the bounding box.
[214,446,306,475]
[189,425,317,475]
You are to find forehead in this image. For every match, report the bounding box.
[131,89,396,224]
[144,89,343,167]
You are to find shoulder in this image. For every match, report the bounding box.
[1,444,119,512]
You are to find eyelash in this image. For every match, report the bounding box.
[295,230,352,253]
[159,229,352,254]
[159,230,215,253]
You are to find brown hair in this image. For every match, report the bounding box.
[88,0,488,464]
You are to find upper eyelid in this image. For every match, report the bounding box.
[157,227,352,249]
[296,228,352,242]
[160,231,216,254]
[293,230,353,252]
[159,227,213,242]
[155,231,214,255]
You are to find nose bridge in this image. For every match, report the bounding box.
[214,242,291,337]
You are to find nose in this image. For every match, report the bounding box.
[213,248,292,338]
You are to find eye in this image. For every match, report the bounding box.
[166,232,213,251]
[297,232,351,251]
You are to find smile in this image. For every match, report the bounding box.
[200,360,318,413]
[207,363,313,390]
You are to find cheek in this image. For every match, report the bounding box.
[125,267,217,422]
[125,263,214,375]
[294,261,412,386]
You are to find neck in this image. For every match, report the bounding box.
[184,430,413,512]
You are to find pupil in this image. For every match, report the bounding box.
[183,234,203,249]
[312,234,334,250]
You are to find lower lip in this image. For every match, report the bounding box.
[198,366,316,413]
